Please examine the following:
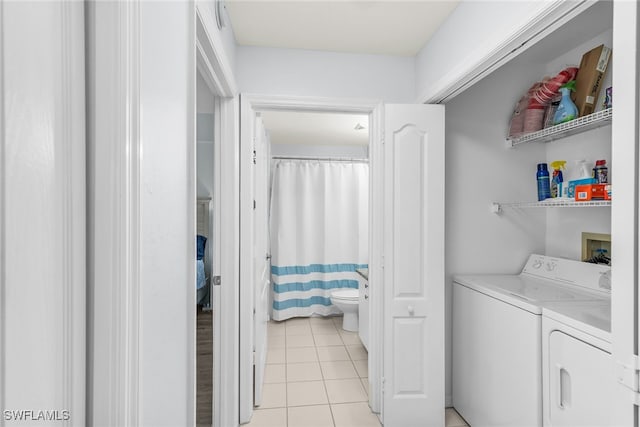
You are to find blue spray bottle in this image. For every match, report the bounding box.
[553,80,578,125]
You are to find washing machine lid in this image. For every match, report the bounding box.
[453,255,610,314]
[453,274,608,315]
[543,301,611,343]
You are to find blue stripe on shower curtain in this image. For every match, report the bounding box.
[271,263,367,314]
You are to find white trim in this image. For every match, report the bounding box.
[219,96,241,427]
[611,0,639,424]
[368,102,383,415]
[195,2,237,97]
[0,0,5,411]
[86,1,141,424]
[238,94,384,420]
[195,7,239,425]
[122,3,142,423]
[187,3,197,425]
[418,0,595,104]
[239,95,256,424]
[61,2,87,425]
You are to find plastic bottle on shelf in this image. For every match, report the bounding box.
[593,160,608,183]
[550,160,566,198]
[537,163,551,201]
[553,81,579,125]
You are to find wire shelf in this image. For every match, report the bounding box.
[492,199,611,213]
[507,108,612,147]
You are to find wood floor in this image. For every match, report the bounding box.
[197,308,213,426]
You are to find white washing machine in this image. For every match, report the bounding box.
[452,255,610,427]
[542,297,613,427]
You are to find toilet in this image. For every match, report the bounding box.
[330,289,359,332]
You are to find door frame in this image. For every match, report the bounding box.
[195,3,239,427]
[87,1,239,425]
[238,95,384,422]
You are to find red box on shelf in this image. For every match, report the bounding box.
[575,184,611,201]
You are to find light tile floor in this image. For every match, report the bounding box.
[247,315,469,427]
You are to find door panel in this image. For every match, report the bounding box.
[547,331,614,426]
[383,104,445,427]
[2,2,86,425]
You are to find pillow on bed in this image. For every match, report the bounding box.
[196,235,207,260]
[197,259,206,289]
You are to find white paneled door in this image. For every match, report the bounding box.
[1,1,86,425]
[383,105,445,427]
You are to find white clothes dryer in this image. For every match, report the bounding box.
[452,255,610,427]
[542,299,613,427]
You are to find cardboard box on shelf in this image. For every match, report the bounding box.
[575,184,611,201]
[572,44,611,117]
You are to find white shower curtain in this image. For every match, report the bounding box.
[270,159,369,321]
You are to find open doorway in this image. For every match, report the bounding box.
[258,111,375,426]
[239,98,447,427]
[239,98,385,426]
[195,69,217,426]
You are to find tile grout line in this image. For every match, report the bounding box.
[284,321,288,426]
[313,323,338,427]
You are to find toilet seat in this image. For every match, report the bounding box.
[331,289,358,302]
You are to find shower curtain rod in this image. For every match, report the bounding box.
[271,155,369,163]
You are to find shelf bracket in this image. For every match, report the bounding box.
[491,203,503,214]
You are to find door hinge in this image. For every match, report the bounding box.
[253,149,257,164]
[381,377,385,395]
[212,275,221,286]
[617,355,640,405]
[253,200,256,209]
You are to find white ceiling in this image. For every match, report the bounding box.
[261,111,369,145]
[224,0,460,57]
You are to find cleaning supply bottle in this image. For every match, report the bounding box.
[578,159,592,178]
[553,80,579,125]
[550,160,566,198]
[537,163,551,201]
[593,159,608,183]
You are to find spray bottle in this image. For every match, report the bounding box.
[553,80,578,125]
[550,160,566,198]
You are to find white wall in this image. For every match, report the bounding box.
[271,143,368,159]
[197,72,215,199]
[197,142,215,199]
[139,2,195,425]
[416,1,576,103]
[236,46,415,102]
